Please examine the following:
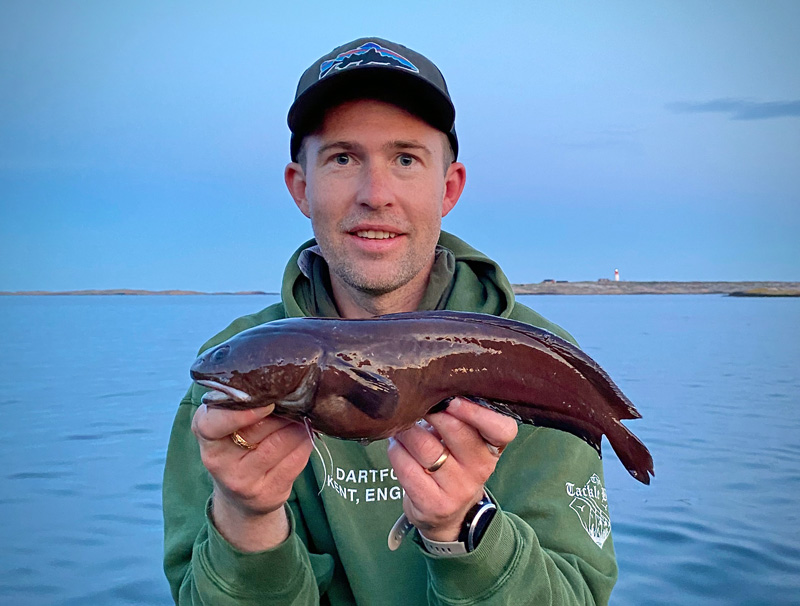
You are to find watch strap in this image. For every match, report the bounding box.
[418,491,497,557]
[419,533,470,557]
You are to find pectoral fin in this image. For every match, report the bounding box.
[334,361,399,420]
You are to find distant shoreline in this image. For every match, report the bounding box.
[2,282,799,297]
[0,289,279,296]
[513,281,800,296]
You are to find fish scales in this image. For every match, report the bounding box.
[190,310,654,484]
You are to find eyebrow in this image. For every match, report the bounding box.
[386,140,433,157]
[316,141,358,157]
[314,139,433,158]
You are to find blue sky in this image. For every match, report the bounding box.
[1,1,798,291]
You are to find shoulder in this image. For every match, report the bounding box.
[509,302,578,346]
[197,302,287,354]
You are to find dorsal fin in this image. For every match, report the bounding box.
[378,311,640,421]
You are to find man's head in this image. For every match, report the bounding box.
[287,38,458,167]
[284,39,466,316]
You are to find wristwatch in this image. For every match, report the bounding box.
[419,491,497,557]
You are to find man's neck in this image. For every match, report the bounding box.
[330,274,430,318]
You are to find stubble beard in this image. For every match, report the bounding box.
[318,225,438,300]
[313,210,443,303]
[328,251,423,297]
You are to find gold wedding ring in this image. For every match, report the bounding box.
[231,430,257,450]
[425,448,450,474]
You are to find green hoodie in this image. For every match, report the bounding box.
[163,232,618,605]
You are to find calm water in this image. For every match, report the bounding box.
[1,294,798,605]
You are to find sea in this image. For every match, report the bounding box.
[1,294,798,605]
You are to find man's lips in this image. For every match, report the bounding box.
[347,224,406,241]
[345,229,407,254]
[353,229,399,240]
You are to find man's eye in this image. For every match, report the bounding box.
[334,154,350,165]
[398,154,414,167]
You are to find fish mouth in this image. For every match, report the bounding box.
[195,379,253,406]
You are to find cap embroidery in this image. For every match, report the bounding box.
[319,42,419,80]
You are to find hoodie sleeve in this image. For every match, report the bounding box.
[418,303,618,605]
[421,426,618,605]
[162,387,334,605]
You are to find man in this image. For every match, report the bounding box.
[163,38,618,604]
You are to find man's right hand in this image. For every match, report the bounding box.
[191,404,314,552]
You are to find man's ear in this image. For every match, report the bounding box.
[285,162,310,217]
[441,162,466,217]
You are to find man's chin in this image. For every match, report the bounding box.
[336,267,418,298]
[345,278,409,297]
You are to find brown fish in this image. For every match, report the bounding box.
[190,311,654,484]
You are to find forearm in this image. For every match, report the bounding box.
[175,501,322,606]
[163,392,327,605]
[422,427,618,605]
[423,509,615,605]
[211,490,291,553]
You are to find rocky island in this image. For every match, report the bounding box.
[2,282,799,297]
[512,281,800,296]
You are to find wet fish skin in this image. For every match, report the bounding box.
[190,311,654,484]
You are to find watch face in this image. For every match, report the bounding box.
[460,499,497,551]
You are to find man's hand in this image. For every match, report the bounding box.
[191,404,314,552]
[387,397,518,543]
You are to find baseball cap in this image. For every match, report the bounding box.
[288,37,458,161]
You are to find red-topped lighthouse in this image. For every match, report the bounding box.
[614,268,620,282]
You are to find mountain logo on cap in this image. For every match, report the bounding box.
[319,42,419,80]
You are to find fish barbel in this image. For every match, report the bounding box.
[190,311,654,484]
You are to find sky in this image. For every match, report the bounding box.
[1,1,798,292]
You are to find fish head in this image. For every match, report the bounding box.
[189,322,323,412]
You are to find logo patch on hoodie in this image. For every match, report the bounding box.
[565,474,611,548]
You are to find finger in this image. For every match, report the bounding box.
[386,436,442,505]
[393,423,452,473]
[425,406,486,464]
[192,404,276,442]
[425,403,512,485]
[387,437,481,535]
[234,412,301,449]
[213,424,314,509]
[264,439,315,497]
[415,418,442,442]
[439,397,518,450]
[254,423,315,481]
[210,420,312,487]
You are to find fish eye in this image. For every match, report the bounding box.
[212,346,230,363]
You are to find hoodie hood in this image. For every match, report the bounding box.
[280,231,516,319]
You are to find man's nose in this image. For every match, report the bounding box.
[356,162,393,209]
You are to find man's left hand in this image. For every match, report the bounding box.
[387,397,518,543]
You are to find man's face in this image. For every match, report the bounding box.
[287,99,464,299]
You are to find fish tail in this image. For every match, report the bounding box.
[605,420,655,485]
[471,396,654,485]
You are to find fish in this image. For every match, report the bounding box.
[190,310,654,484]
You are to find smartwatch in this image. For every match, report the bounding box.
[419,491,497,557]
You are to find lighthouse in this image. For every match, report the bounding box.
[614,268,620,282]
